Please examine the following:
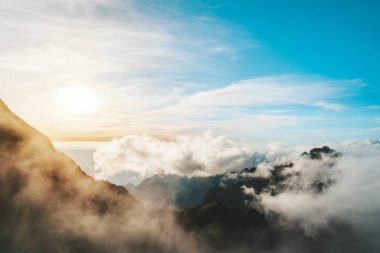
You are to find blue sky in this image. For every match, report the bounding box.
[178,0,380,99]
[182,0,380,142]
[0,0,379,144]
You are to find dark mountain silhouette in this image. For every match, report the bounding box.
[301,146,342,159]
[127,174,222,209]
[203,170,269,211]
[177,202,273,252]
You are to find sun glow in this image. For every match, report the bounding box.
[56,85,100,116]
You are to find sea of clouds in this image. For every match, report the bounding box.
[244,139,380,252]
[52,132,380,252]
[92,131,264,185]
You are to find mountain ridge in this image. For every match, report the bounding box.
[0,99,198,253]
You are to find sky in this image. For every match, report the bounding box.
[0,0,379,144]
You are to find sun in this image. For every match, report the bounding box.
[55,85,100,116]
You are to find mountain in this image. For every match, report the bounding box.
[133,144,342,212]
[128,174,222,209]
[175,146,350,253]
[204,146,341,211]
[301,146,342,159]
[177,202,272,251]
[0,100,197,253]
[203,172,268,211]
[1,99,367,253]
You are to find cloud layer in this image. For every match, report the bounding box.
[93,131,263,185]
[242,140,380,251]
[88,127,380,251]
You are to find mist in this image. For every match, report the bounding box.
[244,141,380,252]
[0,100,201,253]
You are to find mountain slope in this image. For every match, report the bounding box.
[0,100,197,253]
[130,174,222,209]
[177,202,272,251]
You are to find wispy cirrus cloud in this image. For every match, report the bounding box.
[178,75,357,109]
[131,75,362,137]
[0,0,240,133]
[367,105,380,110]
[0,0,370,143]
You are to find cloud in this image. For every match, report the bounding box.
[178,75,357,108]
[0,1,373,144]
[313,101,344,112]
[120,75,361,140]
[243,139,380,250]
[367,105,380,109]
[93,131,261,185]
[0,99,202,253]
[0,0,240,136]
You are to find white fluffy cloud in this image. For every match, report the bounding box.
[92,131,260,185]
[245,139,380,243]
